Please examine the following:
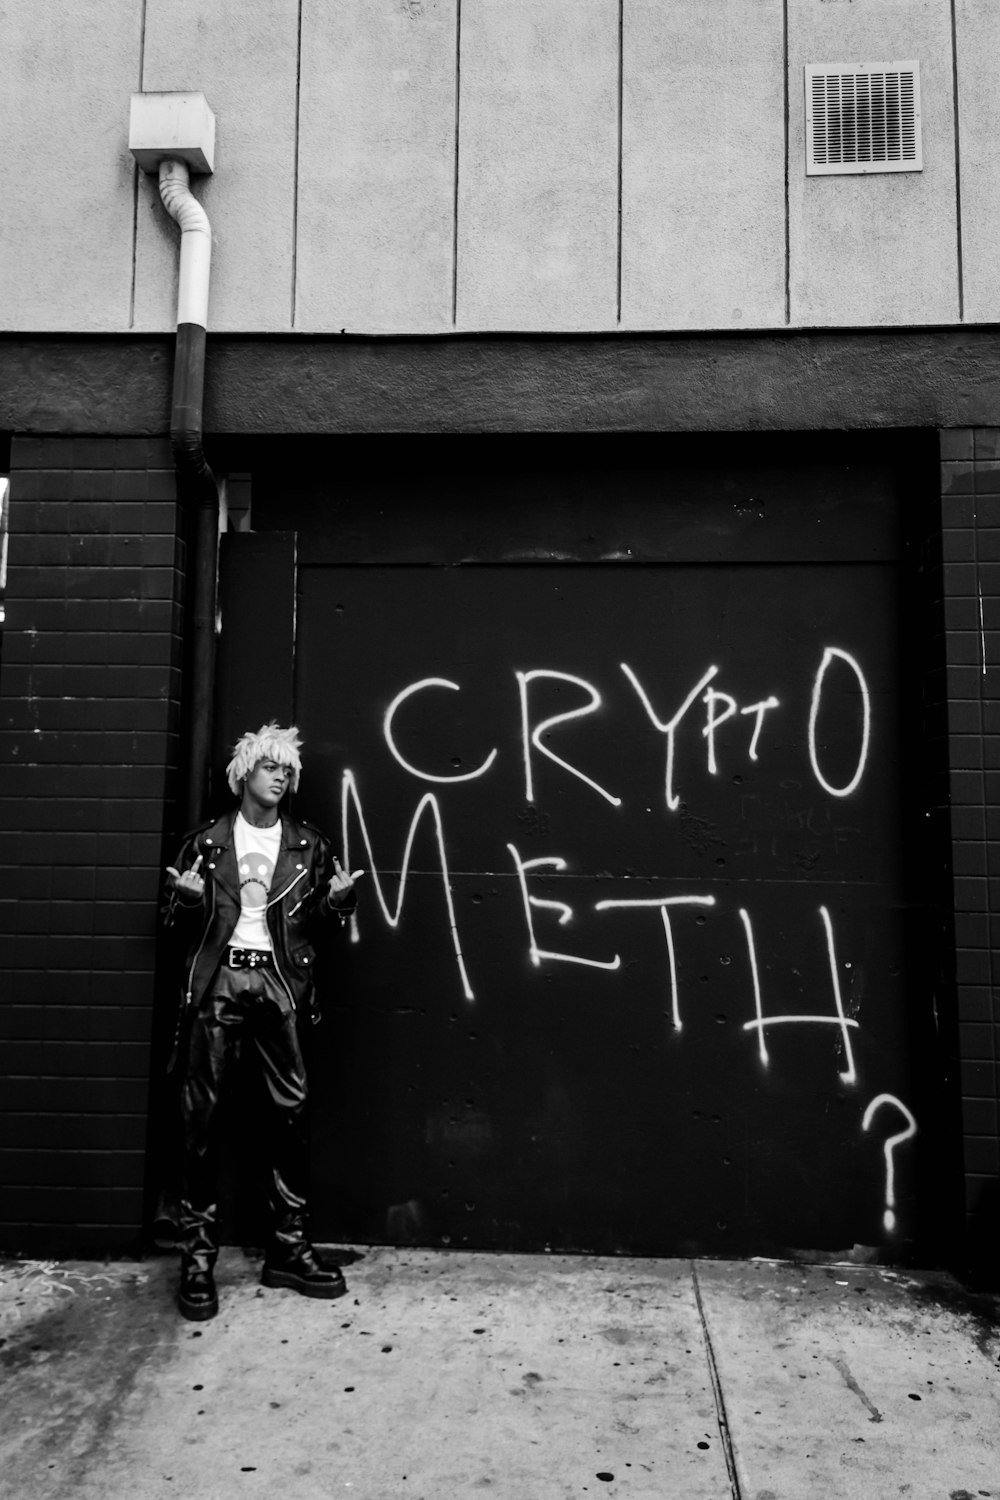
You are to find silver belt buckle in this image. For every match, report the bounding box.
[229,946,270,970]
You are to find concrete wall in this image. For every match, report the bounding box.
[1,0,995,335]
[5,330,1000,438]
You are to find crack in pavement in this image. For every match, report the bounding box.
[829,1354,883,1423]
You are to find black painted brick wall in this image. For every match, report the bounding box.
[940,428,1000,1266]
[0,437,184,1255]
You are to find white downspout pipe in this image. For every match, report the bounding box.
[158,159,212,330]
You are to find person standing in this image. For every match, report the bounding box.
[164,723,360,1321]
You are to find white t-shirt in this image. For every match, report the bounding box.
[231,812,283,950]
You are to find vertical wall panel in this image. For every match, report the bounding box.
[954,4,1000,323]
[0,3,140,331]
[621,0,786,331]
[456,0,619,331]
[295,0,457,334]
[788,0,959,327]
[133,0,299,333]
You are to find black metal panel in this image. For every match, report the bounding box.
[250,435,907,565]
[213,531,296,799]
[291,557,939,1258]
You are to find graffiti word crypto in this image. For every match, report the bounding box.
[379,648,870,812]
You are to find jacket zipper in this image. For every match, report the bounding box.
[267,909,297,1011]
[267,868,308,907]
[266,867,308,1010]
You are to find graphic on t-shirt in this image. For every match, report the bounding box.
[238,851,275,907]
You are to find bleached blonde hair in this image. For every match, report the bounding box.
[226,722,303,796]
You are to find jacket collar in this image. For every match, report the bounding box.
[198,808,310,852]
[198,809,314,904]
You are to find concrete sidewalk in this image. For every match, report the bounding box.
[0,1248,997,1500]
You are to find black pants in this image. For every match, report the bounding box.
[178,963,309,1268]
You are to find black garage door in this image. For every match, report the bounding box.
[212,434,951,1259]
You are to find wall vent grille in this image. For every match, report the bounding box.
[805,62,921,175]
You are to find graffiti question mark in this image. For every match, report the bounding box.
[861,1093,917,1233]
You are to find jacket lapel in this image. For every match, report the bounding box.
[202,811,311,907]
[268,815,310,906]
[200,812,241,904]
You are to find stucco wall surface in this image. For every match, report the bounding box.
[788,0,959,326]
[954,2,1000,324]
[621,0,786,331]
[4,331,1000,437]
[133,0,300,333]
[0,1,141,331]
[296,0,457,333]
[457,0,619,331]
[0,0,995,334]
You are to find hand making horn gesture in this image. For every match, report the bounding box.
[328,856,364,905]
[166,853,205,901]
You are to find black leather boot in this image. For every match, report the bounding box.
[261,1242,347,1299]
[178,1256,219,1321]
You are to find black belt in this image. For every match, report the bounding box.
[225,947,273,970]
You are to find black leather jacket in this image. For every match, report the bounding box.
[164,809,355,1023]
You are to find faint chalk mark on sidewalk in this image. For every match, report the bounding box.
[0,1259,149,1337]
[829,1354,883,1423]
[691,1261,743,1500]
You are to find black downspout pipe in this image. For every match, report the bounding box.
[171,320,220,830]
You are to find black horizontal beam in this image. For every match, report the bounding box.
[1,327,998,437]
